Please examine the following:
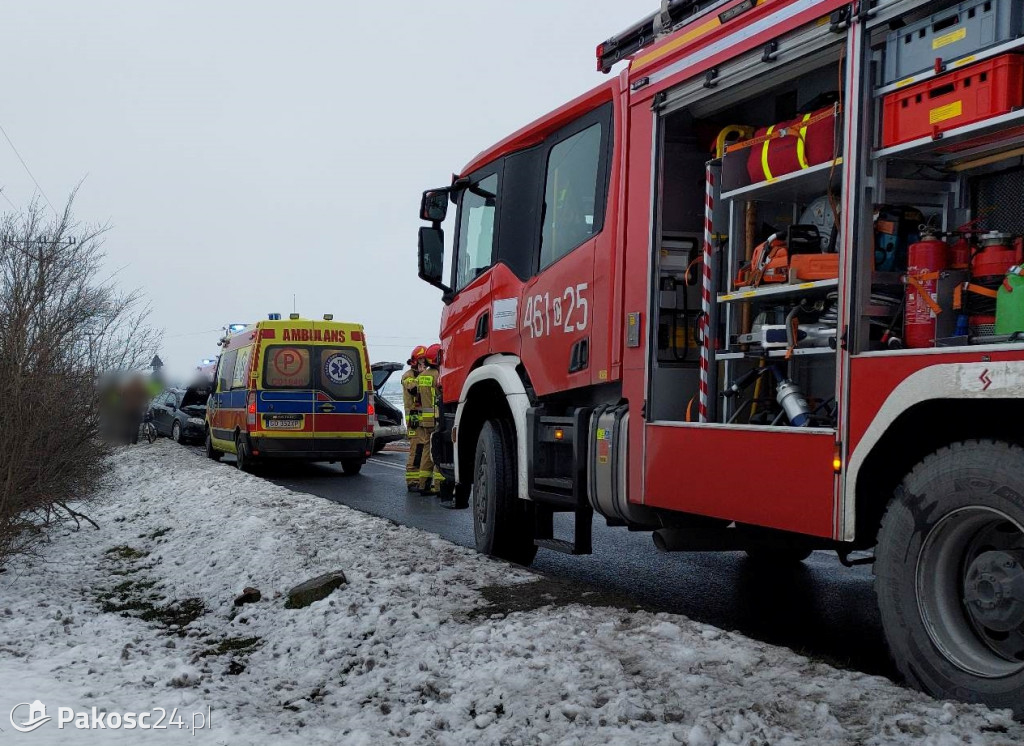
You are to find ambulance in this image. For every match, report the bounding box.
[206,313,375,474]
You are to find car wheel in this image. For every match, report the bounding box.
[875,440,1024,717]
[473,419,537,566]
[205,429,222,462]
[341,459,362,476]
[235,433,256,473]
[171,420,182,443]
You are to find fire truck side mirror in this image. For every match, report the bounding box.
[420,189,449,222]
[418,226,450,297]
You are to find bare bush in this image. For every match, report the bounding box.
[0,196,159,566]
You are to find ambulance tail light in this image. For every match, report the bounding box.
[367,395,377,431]
[247,393,257,426]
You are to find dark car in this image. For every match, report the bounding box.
[148,384,212,444]
[371,362,406,453]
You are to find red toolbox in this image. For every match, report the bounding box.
[882,54,1024,147]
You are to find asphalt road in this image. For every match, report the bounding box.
[204,447,897,681]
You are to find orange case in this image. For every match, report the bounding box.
[790,253,839,281]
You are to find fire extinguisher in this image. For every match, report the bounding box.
[949,233,972,269]
[948,217,984,269]
[904,226,949,349]
[967,232,1024,337]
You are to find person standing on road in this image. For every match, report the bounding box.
[416,344,443,496]
[403,346,427,491]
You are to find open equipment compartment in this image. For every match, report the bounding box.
[856,0,1024,354]
[649,32,845,429]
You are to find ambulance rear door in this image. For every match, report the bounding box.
[258,342,315,438]
[310,327,368,445]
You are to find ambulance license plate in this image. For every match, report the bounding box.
[265,417,301,430]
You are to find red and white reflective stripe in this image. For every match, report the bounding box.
[699,164,714,423]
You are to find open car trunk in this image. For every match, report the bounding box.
[370,362,406,452]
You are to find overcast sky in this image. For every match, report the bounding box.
[1,1,651,379]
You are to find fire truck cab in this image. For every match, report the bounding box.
[418,0,1024,714]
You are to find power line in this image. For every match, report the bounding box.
[0,121,56,216]
[0,187,16,211]
[368,343,437,350]
[164,327,224,339]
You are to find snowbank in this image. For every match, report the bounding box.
[0,441,1020,745]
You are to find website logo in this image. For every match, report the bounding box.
[10,700,52,732]
[7,701,211,733]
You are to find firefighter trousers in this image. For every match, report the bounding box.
[406,427,426,487]
[415,425,439,493]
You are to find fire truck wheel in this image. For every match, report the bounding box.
[472,419,537,566]
[875,440,1024,717]
[205,429,222,462]
[341,459,362,476]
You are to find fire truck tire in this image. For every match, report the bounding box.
[875,440,1024,717]
[341,458,362,476]
[472,419,537,566]
[205,429,222,462]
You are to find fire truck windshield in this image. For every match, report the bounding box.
[455,172,498,291]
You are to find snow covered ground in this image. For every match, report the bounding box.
[1,441,1021,745]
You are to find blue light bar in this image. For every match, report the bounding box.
[228,323,247,333]
[268,313,282,321]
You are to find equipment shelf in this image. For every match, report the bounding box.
[720,159,843,203]
[717,347,835,360]
[718,278,839,303]
[873,108,1024,163]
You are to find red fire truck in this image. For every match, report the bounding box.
[417,0,1024,713]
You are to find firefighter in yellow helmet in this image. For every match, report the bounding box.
[402,346,427,491]
[415,343,443,495]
